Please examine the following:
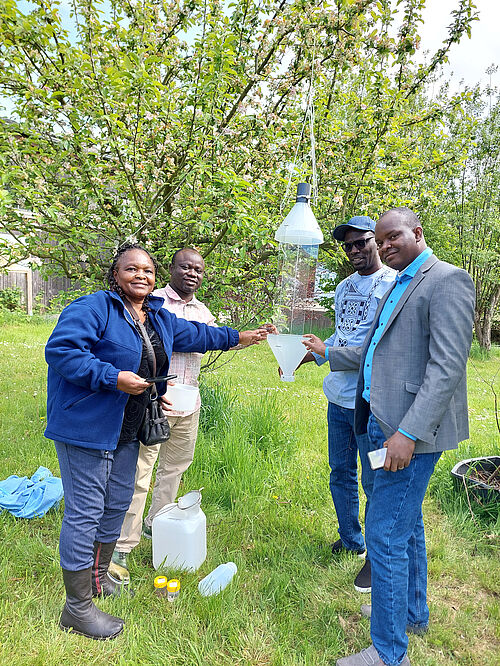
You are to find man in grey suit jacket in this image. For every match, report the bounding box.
[304,208,475,666]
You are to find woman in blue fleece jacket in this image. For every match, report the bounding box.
[45,244,266,640]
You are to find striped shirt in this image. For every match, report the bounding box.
[152,284,216,416]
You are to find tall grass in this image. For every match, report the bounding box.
[186,380,297,513]
[428,344,500,543]
[469,338,494,361]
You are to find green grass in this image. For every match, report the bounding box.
[428,345,500,544]
[0,316,498,665]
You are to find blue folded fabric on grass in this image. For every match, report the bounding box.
[0,466,63,518]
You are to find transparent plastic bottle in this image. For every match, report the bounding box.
[198,562,237,596]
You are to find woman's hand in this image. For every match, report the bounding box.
[238,327,269,346]
[116,371,151,395]
[302,334,326,357]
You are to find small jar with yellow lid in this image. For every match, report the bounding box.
[154,575,168,597]
[166,578,181,602]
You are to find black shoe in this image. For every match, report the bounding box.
[60,567,124,640]
[354,558,371,593]
[141,522,152,540]
[331,539,366,559]
[92,541,133,598]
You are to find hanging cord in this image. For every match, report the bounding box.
[279,110,309,216]
[307,30,318,207]
[279,32,319,215]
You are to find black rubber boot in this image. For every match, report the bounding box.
[92,541,133,597]
[60,567,124,640]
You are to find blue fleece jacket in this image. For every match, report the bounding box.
[44,290,239,449]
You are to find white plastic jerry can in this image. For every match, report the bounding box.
[152,489,207,572]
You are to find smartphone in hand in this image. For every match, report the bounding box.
[144,374,177,384]
[368,448,387,470]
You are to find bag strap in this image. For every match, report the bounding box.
[122,297,157,385]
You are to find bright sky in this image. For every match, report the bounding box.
[418,0,499,91]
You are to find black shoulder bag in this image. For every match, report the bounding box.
[123,300,172,447]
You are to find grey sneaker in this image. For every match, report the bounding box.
[354,558,371,593]
[142,522,152,540]
[361,603,372,619]
[360,604,428,636]
[336,644,411,665]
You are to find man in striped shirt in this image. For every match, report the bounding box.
[110,248,217,584]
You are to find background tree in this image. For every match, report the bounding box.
[435,85,500,350]
[0,0,477,322]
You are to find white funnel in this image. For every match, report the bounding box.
[268,334,308,382]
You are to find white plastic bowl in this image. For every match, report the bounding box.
[167,383,199,412]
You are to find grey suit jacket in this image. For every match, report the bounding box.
[330,255,476,454]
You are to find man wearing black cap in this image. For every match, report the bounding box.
[296,216,395,592]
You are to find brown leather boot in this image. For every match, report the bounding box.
[60,567,124,640]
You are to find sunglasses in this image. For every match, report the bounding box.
[341,237,374,253]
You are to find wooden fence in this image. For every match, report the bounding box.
[0,267,74,314]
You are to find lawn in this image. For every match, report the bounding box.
[0,315,498,666]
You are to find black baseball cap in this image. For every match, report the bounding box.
[333,216,376,241]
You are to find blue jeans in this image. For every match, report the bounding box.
[55,440,140,570]
[365,414,441,666]
[327,402,374,552]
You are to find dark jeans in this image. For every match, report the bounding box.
[366,414,441,666]
[55,439,140,571]
[327,402,374,552]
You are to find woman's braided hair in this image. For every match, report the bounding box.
[107,243,158,312]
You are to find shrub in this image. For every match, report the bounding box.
[0,286,23,311]
[46,287,90,313]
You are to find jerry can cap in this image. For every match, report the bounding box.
[177,489,202,510]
